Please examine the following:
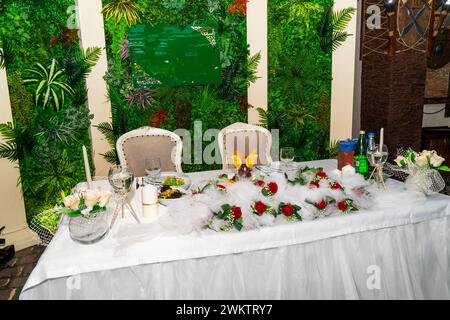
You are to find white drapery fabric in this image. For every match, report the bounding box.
[20,160,450,299]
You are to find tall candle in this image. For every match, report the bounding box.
[82,145,92,187]
[142,184,159,218]
[379,128,384,153]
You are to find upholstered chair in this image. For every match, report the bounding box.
[116,127,183,176]
[218,122,273,170]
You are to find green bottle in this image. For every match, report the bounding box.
[354,130,369,179]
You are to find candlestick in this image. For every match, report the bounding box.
[379,128,384,153]
[82,145,92,188]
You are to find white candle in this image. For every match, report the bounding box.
[142,184,159,218]
[379,128,384,153]
[82,145,92,187]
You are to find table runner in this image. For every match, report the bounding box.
[22,160,450,292]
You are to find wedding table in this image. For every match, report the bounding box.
[20,160,450,299]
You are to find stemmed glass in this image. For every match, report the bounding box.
[145,157,162,185]
[108,165,140,228]
[367,144,389,188]
[280,147,295,169]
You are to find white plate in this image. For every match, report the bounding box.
[146,172,191,190]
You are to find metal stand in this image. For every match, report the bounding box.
[368,164,386,189]
[110,193,140,229]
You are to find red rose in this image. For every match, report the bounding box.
[254,201,267,215]
[281,204,294,216]
[309,181,320,188]
[316,171,328,179]
[254,180,265,187]
[316,200,327,210]
[338,201,348,211]
[268,182,278,194]
[331,182,342,190]
[231,206,242,219]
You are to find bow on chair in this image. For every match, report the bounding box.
[230,150,258,170]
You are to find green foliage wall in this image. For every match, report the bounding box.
[102,0,250,173]
[267,0,334,161]
[0,0,94,220]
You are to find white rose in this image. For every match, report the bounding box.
[420,150,432,158]
[63,195,80,211]
[394,155,407,167]
[430,153,445,167]
[98,191,112,207]
[84,189,101,207]
[415,154,429,167]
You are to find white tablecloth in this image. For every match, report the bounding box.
[20,160,450,299]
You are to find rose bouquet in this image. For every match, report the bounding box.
[277,202,302,221]
[261,182,278,197]
[337,199,358,214]
[305,196,336,217]
[392,149,448,194]
[251,200,277,216]
[61,188,112,218]
[394,149,449,171]
[209,204,243,231]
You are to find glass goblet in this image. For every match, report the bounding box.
[280,147,295,168]
[108,165,140,228]
[145,157,162,184]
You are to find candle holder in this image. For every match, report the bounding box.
[367,144,389,189]
[108,165,140,229]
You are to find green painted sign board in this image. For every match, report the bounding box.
[129,24,221,88]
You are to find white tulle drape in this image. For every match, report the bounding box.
[21,216,450,300]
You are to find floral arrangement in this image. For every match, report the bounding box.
[337,199,358,214]
[261,182,278,197]
[209,204,243,231]
[206,165,364,232]
[251,200,277,216]
[277,202,302,221]
[306,196,335,216]
[61,188,112,217]
[394,149,449,171]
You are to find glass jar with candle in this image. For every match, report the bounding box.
[338,139,357,170]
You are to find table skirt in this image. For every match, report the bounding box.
[21,215,450,300]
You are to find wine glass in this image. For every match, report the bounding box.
[108,165,134,195]
[366,144,388,167]
[145,157,162,184]
[280,147,295,168]
[108,165,140,228]
[366,144,389,188]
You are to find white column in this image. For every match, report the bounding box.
[0,51,37,250]
[330,0,360,141]
[247,0,268,125]
[77,0,112,177]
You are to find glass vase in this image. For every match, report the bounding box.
[69,212,109,244]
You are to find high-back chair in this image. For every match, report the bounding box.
[116,127,183,176]
[218,122,273,170]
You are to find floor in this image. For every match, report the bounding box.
[0,245,44,300]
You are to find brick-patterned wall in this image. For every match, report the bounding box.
[360,0,428,157]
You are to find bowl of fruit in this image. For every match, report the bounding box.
[158,185,187,205]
